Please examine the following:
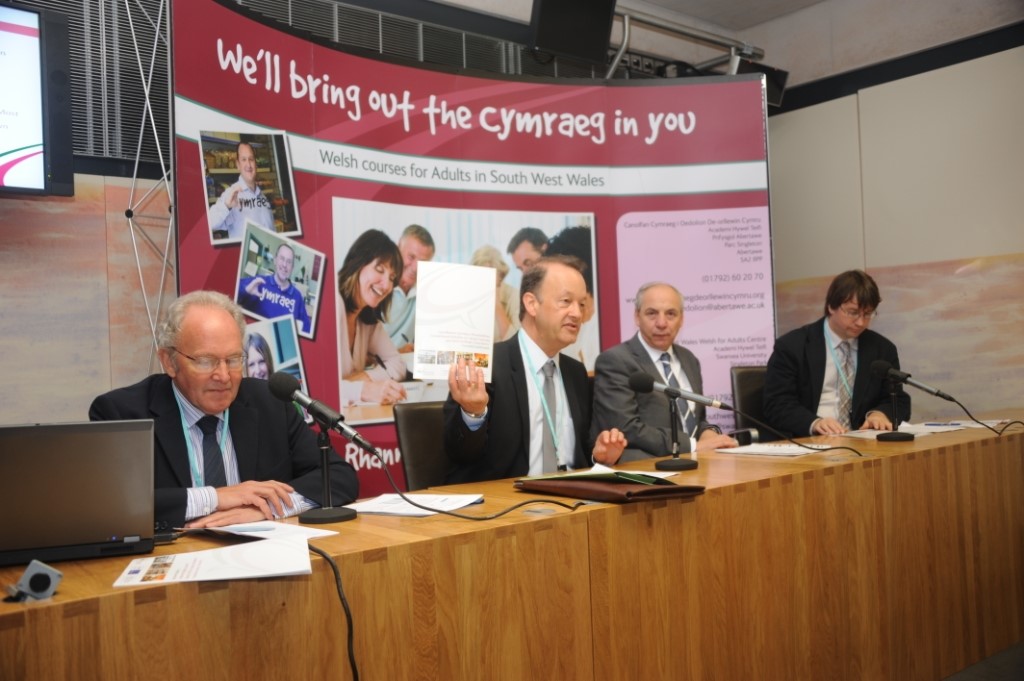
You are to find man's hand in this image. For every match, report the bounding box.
[448,357,488,416]
[224,183,242,209]
[360,378,407,405]
[860,411,893,431]
[244,276,267,297]
[185,505,267,529]
[696,430,738,452]
[215,479,295,518]
[811,417,847,435]
[592,428,627,465]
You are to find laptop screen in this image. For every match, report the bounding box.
[0,419,155,566]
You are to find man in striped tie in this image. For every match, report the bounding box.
[592,282,737,463]
[763,270,911,437]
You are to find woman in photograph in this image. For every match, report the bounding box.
[337,229,408,405]
[244,332,274,380]
[470,244,520,341]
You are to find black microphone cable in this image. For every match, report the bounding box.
[307,544,359,681]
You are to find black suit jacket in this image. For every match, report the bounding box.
[763,318,911,437]
[89,374,359,528]
[443,336,593,484]
[592,334,716,461]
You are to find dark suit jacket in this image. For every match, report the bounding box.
[443,336,593,484]
[763,317,911,437]
[89,374,359,528]
[592,334,716,461]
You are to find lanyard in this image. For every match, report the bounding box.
[172,389,230,486]
[519,332,566,467]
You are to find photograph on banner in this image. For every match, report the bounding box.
[332,196,598,425]
[243,314,307,385]
[615,206,776,430]
[235,223,323,339]
[200,130,301,244]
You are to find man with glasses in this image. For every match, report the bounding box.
[90,290,358,529]
[763,270,911,437]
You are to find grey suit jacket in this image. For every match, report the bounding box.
[592,334,716,462]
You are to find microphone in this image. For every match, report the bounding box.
[627,372,732,411]
[268,372,375,451]
[870,360,954,402]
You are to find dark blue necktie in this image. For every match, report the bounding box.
[660,352,698,438]
[197,415,227,488]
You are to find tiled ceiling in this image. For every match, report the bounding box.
[642,0,827,31]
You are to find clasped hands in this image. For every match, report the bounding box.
[185,479,296,528]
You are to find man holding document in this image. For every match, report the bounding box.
[443,255,627,483]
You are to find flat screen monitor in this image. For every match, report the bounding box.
[0,2,74,196]
[529,0,618,67]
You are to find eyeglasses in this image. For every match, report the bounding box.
[170,347,247,373]
[838,306,877,321]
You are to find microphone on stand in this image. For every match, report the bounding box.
[870,360,955,402]
[868,360,914,442]
[268,371,361,524]
[628,372,732,471]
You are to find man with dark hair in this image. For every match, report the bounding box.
[90,290,358,529]
[506,227,549,272]
[444,255,626,483]
[763,270,910,437]
[382,224,435,353]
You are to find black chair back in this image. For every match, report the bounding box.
[730,366,770,437]
[393,401,448,491]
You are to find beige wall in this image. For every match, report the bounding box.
[0,177,173,425]
[768,47,1024,420]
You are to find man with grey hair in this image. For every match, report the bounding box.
[90,290,359,530]
[592,282,736,463]
[382,224,435,353]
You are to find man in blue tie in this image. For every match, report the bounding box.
[763,270,910,437]
[90,290,358,529]
[592,282,737,463]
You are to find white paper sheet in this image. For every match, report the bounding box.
[345,493,483,517]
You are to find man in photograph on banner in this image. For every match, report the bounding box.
[238,242,312,335]
[506,227,548,273]
[382,224,435,353]
[444,255,626,483]
[592,282,736,463]
[763,269,911,437]
[207,141,274,240]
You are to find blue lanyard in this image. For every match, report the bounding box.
[172,390,230,486]
[518,332,566,465]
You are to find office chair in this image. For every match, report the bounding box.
[393,401,449,491]
[729,365,773,442]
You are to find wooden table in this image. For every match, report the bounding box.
[2,423,1022,680]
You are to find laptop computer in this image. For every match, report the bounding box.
[0,419,155,566]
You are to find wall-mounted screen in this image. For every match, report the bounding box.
[529,0,618,67]
[0,2,73,196]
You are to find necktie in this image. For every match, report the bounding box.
[836,341,854,429]
[541,360,559,473]
[660,352,698,437]
[197,415,227,488]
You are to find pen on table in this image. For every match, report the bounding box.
[924,422,962,426]
[231,525,275,532]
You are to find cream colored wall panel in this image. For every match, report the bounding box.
[858,46,1024,267]
[767,95,864,283]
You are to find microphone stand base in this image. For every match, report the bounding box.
[655,456,698,471]
[299,507,357,524]
[876,431,914,442]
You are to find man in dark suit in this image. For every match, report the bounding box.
[443,255,626,483]
[592,282,737,463]
[90,290,358,529]
[763,270,911,437]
